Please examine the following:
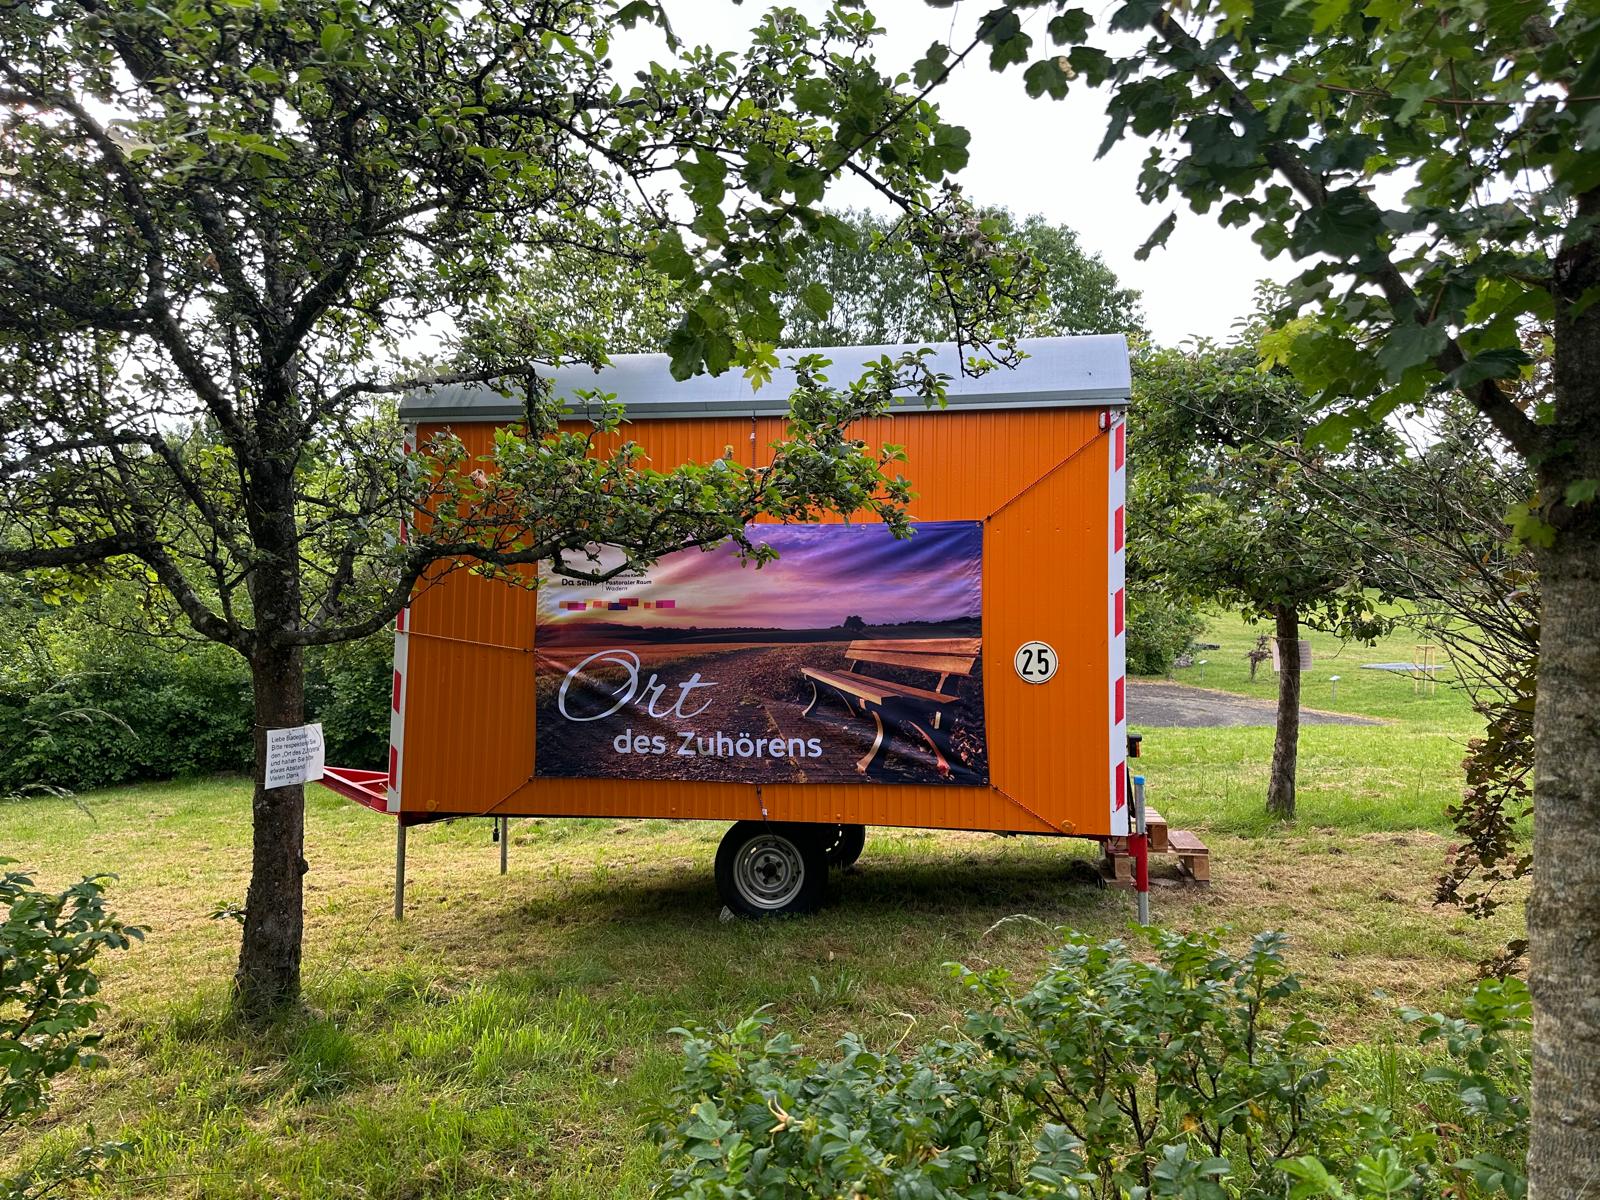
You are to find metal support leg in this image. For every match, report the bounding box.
[499,815,509,874]
[394,820,407,922]
[1133,775,1150,925]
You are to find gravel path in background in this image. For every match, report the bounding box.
[1127,680,1382,728]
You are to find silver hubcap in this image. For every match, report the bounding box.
[733,834,805,910]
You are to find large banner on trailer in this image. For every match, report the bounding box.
[534,521,987,785]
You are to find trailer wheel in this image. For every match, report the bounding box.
[821,823,867,869]
[715,822,827,917]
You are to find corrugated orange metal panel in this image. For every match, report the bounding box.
[397,406,1116,835]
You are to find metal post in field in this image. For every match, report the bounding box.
[1133,775,1150,925]
[499,815,509,874]
[394,820,407,922]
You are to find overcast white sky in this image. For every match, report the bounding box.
[647,1,1295,347]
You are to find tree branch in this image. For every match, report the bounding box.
[0,534,152,570]
[135,539,253,653]
[329,364,560,408]
[1149,6,1551,462]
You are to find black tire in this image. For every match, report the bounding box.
[715,821,828,917]
[821,823,867,869]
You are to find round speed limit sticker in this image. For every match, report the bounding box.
[1014,641,1058,684]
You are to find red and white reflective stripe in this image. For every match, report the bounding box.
[1108,412,1129,836]
[387,424,416,814]
[386,629,408,813]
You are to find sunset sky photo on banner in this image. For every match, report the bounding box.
[537,521,982,636]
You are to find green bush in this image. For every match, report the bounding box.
[1281,980,1532,1200]
[0,649,252,793]
[305,634,395,771]
[1127,591,1205,676]
[0,625,392,795]
[0,863,142,1198]
[653,929,1529,1200]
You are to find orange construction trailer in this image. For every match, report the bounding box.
[321,335,1167,917]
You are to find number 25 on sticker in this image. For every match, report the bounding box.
[1014,641,1057,684]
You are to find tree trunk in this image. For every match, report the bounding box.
[1528,185,1600,1199]
[233,373,310,1020]
[234,641,308,1017]
[1267,604,1300,820]
[1529,525,1600,1197]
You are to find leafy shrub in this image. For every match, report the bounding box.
[653,930,1529,1200]
[0,863,143,1197]
[1282,978,1532,1200]
[305,633,395,771]
[1127,592,1205,676]
[0,652,255,793]
[1403,978,1531,1194]
[0,629,392,795]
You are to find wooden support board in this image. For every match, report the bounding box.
[1168,830,1210,883]
[1145,806,1170,854]
[1099,823,1210,888]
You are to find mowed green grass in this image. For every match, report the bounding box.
[1142,610,1480,836]
[0,612,1523,1198]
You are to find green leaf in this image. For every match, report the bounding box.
[664,326,704,381]
[1134,211,1176,261]
[1566,478,1599,508]
[1448,346,1532,390]
[1507,502,1557,548]
[677,151,726,208]
[794,76,834,115]
[1024,57,1074,100]
[1047,9,1093,44]
[1289,188,1386,259]
[612,0,658,29]
[789,166,825,206]
[799,281,833,318]
[1552,143,1600,194]
[1375,320,1448,382]
[647,230,697,281]
[990,29,1032,70]
[1393,78,1444,124]
[1280,1154,1351,1198]
[742,344,779,391]
[979,10,1031,71]
[319,23,351,55]
[912,42,950,87]
[922,122,971,176]
[1307,411,1357,452]
[1068,45,1112,87]
[1110,0,1164,33]
[1310,0,1352,31]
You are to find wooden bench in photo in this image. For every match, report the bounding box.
[800,638,980,777]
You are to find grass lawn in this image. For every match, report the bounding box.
[0,612,1525,1198]
[1147,608,1481,835]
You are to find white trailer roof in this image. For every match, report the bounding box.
[399,335,1130,423]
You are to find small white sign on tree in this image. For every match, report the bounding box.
[264,723,325,790]
[1270,639,1313,672]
